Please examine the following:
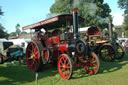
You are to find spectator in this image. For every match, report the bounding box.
[125,40,128,52]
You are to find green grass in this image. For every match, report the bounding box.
[0,54,128,85]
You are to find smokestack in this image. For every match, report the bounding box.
[108,19,113,40]
[71,8,79,39]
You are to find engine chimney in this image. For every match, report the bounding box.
[108,19,113,40]
[71,8,79,39]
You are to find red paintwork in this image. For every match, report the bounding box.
[22,14,84,30]
[24,12,100,79]
[88,27,100,35]
[45,36,60,46]
[26,42,40,72]
[84,53,98,74]
[22,17,59,30]
[59,43,68,54]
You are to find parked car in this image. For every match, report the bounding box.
[0,41,23,64]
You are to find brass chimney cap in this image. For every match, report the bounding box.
[70,8,78,13]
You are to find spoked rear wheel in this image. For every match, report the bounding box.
[26,41,43,72]
[58,54,73,79]
[99,44,116,61]
[116,43,125,59]
[84,52,100,74]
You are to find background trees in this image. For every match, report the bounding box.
[118,0,128,37]
[0,7,9,38]
[50,0,112,30]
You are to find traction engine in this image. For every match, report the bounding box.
[22,8,100,79]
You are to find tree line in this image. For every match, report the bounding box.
[0,7,27,39]
[0,0,128,38]
[118,0,128,37]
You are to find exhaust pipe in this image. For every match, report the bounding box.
[108,19,113,40]
[71,8,79,39]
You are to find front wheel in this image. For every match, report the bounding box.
[116,43,125,59]
[58,54,73,79]
[84,52,100,74]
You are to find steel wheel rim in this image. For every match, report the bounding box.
[26,42,39,71]
[58,55,71,79]
[100,45,115,61]
[116,45,124,59]
[85,54,98,74]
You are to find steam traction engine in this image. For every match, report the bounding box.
[22,9,100,79]
[80,22,125,61]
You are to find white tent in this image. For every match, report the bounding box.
[79,27,90,32]
[0,38,7,41]
[8,38,31,54]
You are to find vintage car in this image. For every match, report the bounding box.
[0,41,23,64]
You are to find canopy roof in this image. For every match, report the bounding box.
[22,14,84,30]
[79,27,100,35]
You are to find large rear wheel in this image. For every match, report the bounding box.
[99,44,116,61]
[26,41,43,72]
[58,54,73,79]
[84,52,100,74]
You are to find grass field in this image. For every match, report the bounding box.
[0,54,128,85]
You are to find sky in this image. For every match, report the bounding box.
[0,0,125,33]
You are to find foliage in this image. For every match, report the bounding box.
[123,15,128,29]
[114,24,128,38]
[0,6,3,16]
[21,31,27,34]
[0,24,8,38]
[15,24,21,37]
[9,32,17,37]
[50,0,112,30]
[0,7,8,38]
[118,0,128,37]
[118,0,128,14]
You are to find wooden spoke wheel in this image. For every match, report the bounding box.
[99,44,116,61]
[58,54,73,79]
[116,43,125,59]
[26,41,43,72]
[84,52,100,74]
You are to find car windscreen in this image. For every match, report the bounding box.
[3,42,13,50]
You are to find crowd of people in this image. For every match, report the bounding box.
[121,40,128,52]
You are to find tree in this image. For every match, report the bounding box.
[0,7,8,38]
[0,6,3,16]
[50,0,112,30]
[118,0,128,14]
[15,24,21,37]
[118,0,128,37]
[0,24,8,38]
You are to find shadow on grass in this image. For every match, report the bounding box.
[0,54,128,85]
[99,53,128,74]
[0,64,58,85]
